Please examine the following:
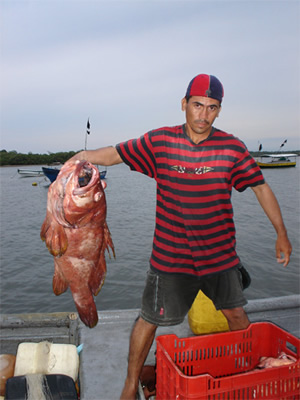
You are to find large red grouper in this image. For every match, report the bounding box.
[41,160,115,328]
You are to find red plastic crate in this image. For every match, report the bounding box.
[156,322,300,399]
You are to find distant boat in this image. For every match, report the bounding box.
[17,168,44,177]
[42,166,60,183]
[99,168,107,180]
[256,154,297,168]
[42,166,107,183]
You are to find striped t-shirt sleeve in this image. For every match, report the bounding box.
[116,132,156,178]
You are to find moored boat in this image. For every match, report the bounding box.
[99,168,107,179]
[42,166,60,183]
[256,153,297,168]
[17,169,44,177]
[42,166,107,183]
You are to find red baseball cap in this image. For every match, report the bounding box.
[185,74,224,103]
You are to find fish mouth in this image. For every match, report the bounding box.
[78,165,93,187]
[72,161,99,196]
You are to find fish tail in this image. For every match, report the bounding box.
[75,301,98,328]
[70,285,99,328]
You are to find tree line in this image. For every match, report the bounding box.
[0,150,77,166]
[1,149,299,167]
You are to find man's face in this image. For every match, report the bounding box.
[181,96,221,144]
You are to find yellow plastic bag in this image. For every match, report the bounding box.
[188,291,229,335]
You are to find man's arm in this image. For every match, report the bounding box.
[70,146,123,166]
[251,182,292,267]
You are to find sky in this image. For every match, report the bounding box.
[1,0,299,154]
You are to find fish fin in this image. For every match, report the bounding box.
[53,261,69,295]
[103,222,116,259]
[40,214,51,241]
[41,217,68,257]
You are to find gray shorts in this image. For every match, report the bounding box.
[140,267,247,326]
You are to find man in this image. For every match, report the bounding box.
[70,74,292,399]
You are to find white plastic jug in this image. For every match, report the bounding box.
[14,342,79,382]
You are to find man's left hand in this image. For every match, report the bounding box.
[276,233,292,267]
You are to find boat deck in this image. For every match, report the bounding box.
[79,295,300,400]
[1,295,299,400]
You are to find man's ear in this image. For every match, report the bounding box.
[181,97,187,111]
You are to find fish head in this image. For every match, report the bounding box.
[61,160,107,227]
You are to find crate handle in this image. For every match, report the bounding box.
[285,340,298,356]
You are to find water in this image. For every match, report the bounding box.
[0,164,299,315]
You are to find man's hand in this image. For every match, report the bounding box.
[68,150,86,163]
[276,233,292,267]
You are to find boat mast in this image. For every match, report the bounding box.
[85,118,90,150]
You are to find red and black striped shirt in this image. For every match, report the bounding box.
[116,124,264,277]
